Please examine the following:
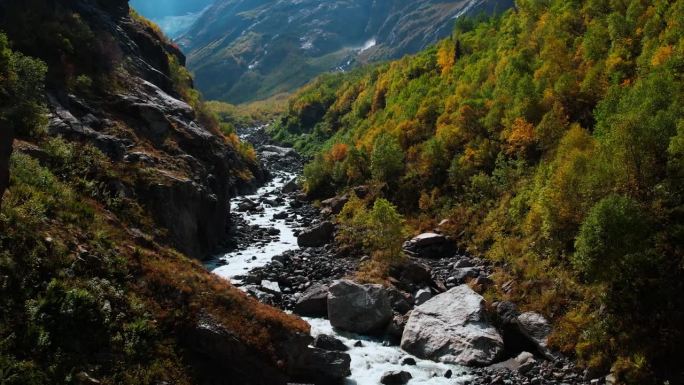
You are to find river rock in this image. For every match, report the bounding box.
[294,283,329,317]
[402,232,455,259]
[327,280,393,334]
[313,334,348,352]
[290,347,351,382]
[380,370,412,385]
[297,221,335,247]
[282,178,299,193]
[400,285,504,366]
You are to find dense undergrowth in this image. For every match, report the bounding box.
[0,4,305,384]
[271,0,684,382]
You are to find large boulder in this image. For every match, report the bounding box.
[400,285,503,366]
[297,221,335,247]
[402,232,455,259]
[327,280,393,334]
[517,312,552,355]
[294,283,329,317]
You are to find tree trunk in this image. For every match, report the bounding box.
[0,126,14,210]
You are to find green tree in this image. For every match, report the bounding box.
[370,133,404,183]
[572,195,651,282]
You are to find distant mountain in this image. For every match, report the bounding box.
[177,0,514,103]
[129,0,215,37]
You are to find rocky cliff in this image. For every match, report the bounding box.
[0,0,265,259]
[174,0,514,103]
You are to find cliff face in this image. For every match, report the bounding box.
[0,0,264,259]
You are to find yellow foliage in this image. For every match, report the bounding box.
[506,117,536,155]
[437,39,457,76]
[651,45,673,67]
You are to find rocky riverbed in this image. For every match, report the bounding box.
[205,126,601,385]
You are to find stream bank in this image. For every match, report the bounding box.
[204,126,595,385]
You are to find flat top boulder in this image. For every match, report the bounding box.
[400,285,503,366]
[408,232,447,247]
[327,280,393,334]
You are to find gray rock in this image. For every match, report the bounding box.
[380,370,412,385]
[401,357,417,366]
[327,280,393,334]
[294,284,329,317]
[400,285,504,366]
[313,334,348,352]
[297,221,335,247]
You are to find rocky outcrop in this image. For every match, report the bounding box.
[400,285,504,366]
[0,0,265,259]
[403,232,456,259]
[297,221,335,248]
[327,279,393,334]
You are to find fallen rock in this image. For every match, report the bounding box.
[380,370,412,385]
[401,357,416,366]
[313,334,348,352]
[403,232,455,259]
[327,280,393,334]
[297,221,335,247]
[400,285,504,366]
[294,284,329,317]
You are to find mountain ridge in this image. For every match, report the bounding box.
[174,0,513,103]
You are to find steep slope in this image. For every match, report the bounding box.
[177,0,513,103]
[272,1,684,383]
[0,1,322,384]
